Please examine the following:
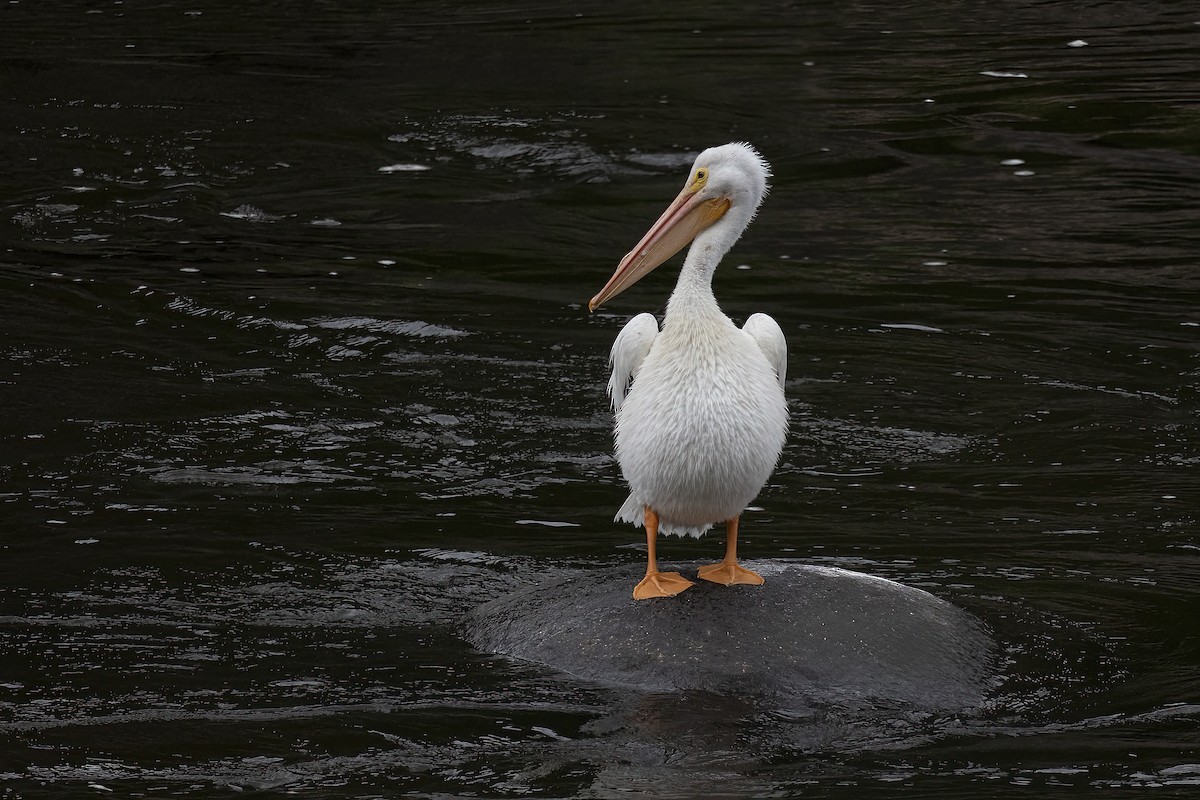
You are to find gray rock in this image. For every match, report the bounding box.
[465,562,996,711]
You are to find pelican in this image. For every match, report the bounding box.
[590,142,788,600]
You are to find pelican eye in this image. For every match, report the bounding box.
[691,168,709,190]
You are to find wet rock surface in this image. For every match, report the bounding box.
[465,562,997,711]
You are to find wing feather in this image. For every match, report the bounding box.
[743,312,787,388]
[607,312,659,411]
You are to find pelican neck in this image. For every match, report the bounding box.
[664,212,744,320]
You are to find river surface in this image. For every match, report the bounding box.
[2,1,1198,797]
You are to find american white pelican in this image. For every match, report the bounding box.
[590,142,788,600]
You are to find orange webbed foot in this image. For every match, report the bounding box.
[696,561,765,587]
[633,571,695,600]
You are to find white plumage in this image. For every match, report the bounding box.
[591,142,788,549]
[606,312,658,410]
[610,305,787,536]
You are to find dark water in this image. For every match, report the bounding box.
[2,1,1198,796]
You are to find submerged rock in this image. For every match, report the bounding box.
[465,562,996,711]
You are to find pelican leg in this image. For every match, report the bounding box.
[632,507,695,600]
[697,517,765,586]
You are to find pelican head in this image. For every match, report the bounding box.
[589,142,771,312]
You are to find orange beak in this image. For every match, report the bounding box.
[589,188,730,312]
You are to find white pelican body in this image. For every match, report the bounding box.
[611,301,786,537]
[589,142,788,599]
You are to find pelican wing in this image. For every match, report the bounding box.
[743,312,787,388]
[607,312,659,411]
